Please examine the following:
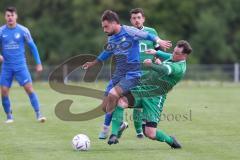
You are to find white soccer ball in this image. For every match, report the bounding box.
[72,134,91,151]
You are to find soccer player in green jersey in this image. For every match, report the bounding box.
[129,8,162,139]
[108,40,192,149]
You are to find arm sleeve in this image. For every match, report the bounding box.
[123,25,158,42]
[23,28,33,43]
[97,50,113,62]
[0,27,3,47]
[27,41,41,64]
[23,27,41,64]
[150,63,172,76]
[156,50,172,60]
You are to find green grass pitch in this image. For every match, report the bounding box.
[0,82,239,160]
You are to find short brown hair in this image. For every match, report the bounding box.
[177,40,192,55]
[130,8,145,17]
[5,6,17,14]
[101,10,120,24]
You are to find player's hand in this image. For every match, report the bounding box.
[145,49,157,55]
[155,58,162,65]
[0,55,4,63]
[36,64,43,73]
[156,39,172,50]
[82,62,94,70]
[143,59,152,67]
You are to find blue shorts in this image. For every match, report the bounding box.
[0,66,32,88]
[104,77,140,96]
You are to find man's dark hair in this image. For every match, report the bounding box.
[130,8,145,17]
[177,40,192,55]
[5,6,17,13]
[101,10,120,24]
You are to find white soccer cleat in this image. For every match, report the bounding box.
[37,116,46,123]
[5,119,14,124]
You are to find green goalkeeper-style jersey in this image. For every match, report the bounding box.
[139,26,159,62]
[132,51,187,98]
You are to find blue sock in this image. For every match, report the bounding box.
[28,92,40,113]
[104,112,112,126]
[2,96,11,114]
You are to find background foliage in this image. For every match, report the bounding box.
[0,0,239,64]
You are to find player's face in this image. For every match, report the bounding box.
[173,46,183,55]
[130,13,145,29]
[102,20,116,36]
[5,11,17,27]
[172,46,187,61]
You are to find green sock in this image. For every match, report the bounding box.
[133,108,143,134]
[156,129,173,145]
[111,106,124,135]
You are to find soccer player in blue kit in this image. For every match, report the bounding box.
[0,7,46,123]
[82,10,171,138]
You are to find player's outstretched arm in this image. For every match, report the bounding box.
[143,59,170,76]
[145,49,172,60]
[123,26,172,50]
[156,38,172,50]
[82,60,99,70]
[82,50,112,70]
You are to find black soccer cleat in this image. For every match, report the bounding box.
[169,136,182,149]
[108,134,119,145]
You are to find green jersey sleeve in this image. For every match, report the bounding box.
[156,50,172,61]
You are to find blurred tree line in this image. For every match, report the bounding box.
[0,0,239,64]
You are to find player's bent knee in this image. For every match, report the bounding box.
[101,97,108,113]
[24,83,34,94]
[109,86,122,98]
[144,122,157,140]
[1,87,9,96]
[144,128,156,140]
[117,97,128,108]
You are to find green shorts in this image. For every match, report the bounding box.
[134,95,166,123]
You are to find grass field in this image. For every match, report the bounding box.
[0,81,240,160]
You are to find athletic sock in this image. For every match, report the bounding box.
[103,112,112,128]
[111,106,124,135]
[2,96,11,115]
[28,92,40,113]
[156,129,173,145]
[133,108,143,134]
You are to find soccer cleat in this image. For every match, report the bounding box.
[98,131,108,139]
[136,132,144,139]
[5,118,14,123]
[108,134,119,145]
[169,136,182,149]
[37,116,46,123]
[117,122,128,138]
[5,114,14,123]
[36,112,46,123]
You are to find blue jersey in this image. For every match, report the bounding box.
[0,24,40,70]
[97,25,158,80]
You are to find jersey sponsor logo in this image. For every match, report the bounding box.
[104,40,132,52]
[14,33,21,39]
[2,34,8,38]
[4,40,20,50]
[139,42,147,52]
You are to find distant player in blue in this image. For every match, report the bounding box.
[0,7,46,123]
[82,10,171,138]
